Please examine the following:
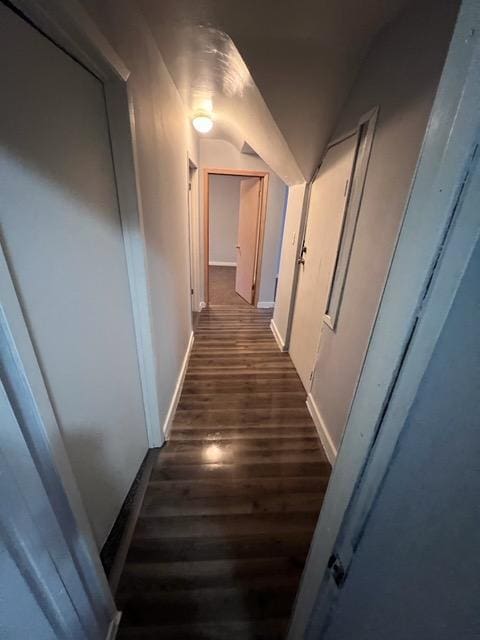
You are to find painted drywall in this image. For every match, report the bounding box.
[200,139,288,306]
[80,0,199,439]
[139,0,412,181]
[209,174,242,264]
[324,235,480,640]
[0,3,148,547]
[309,0,459,452]
[272,184,307,346]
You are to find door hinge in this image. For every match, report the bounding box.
[191,288,194,295]
[252,283,255,291]
[328,553,346,588]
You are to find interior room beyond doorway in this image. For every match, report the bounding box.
[205,169,268,307]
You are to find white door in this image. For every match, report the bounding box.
[290,134,358,388]
[0,1,147,546]
[235,177,262,303]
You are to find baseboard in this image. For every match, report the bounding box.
[163,331,194,438]
[101,449,159,595]
[257,301,275,309]
[306,393,337,465]
[105,612,122,639]
[209,261,237,267]
[270,318,286,352]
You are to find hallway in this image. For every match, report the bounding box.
[116,306,331,638]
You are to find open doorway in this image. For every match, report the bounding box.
[204,169,269,306]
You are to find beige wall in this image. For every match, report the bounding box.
[200,139,287,305]
[80,0,199,522]
[310,0,459,452]
[209,175,242,264]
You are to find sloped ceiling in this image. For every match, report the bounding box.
[138,0,410,181]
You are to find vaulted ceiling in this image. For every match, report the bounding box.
[138,0,411,181]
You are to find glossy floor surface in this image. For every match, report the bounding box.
[117,306,330,639]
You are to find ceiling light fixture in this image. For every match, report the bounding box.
[192,113,213,134]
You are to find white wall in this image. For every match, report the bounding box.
[200,139,287,305]
[308,0,459,453]
[323,234,480,640]
[209,175,242,265]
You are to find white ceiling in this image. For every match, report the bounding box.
[138,0,411,181]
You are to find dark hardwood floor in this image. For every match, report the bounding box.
[117,306,331,639]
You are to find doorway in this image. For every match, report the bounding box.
[204,169,269,306]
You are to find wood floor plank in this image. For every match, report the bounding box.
[169,426,318,440]
[118,584,297,625]
[156,450,325,466]
[119,557,303,591]
[140,491,326,517]
[116,306,331,637]
[164,437,322,452]
[125,531,313,563]
[173,407,312,427]
[117,619,288,640]
[146,476,329,499]
[151,461,330,481]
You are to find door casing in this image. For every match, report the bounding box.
[203,168,269,306]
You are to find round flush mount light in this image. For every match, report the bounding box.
[192,114,213,134]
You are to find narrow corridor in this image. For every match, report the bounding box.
[116,306,331,638]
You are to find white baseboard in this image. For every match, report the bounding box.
[270,318,286,352]
[163,331,194,438]
[105,612,122,639]
[257,301,275,309]
[306,393,337,465]
[209,261,237,267]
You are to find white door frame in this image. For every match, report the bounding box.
[8,0,164,449]
[284,106,377,352]
[203,168,269,307]
[288,1,480,636]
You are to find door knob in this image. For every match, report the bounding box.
[297,245,307,265]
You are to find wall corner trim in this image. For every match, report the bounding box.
[163,331,195,438]
[270,318,286,351]
[105,611,122,640]
[306,394,337,465]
